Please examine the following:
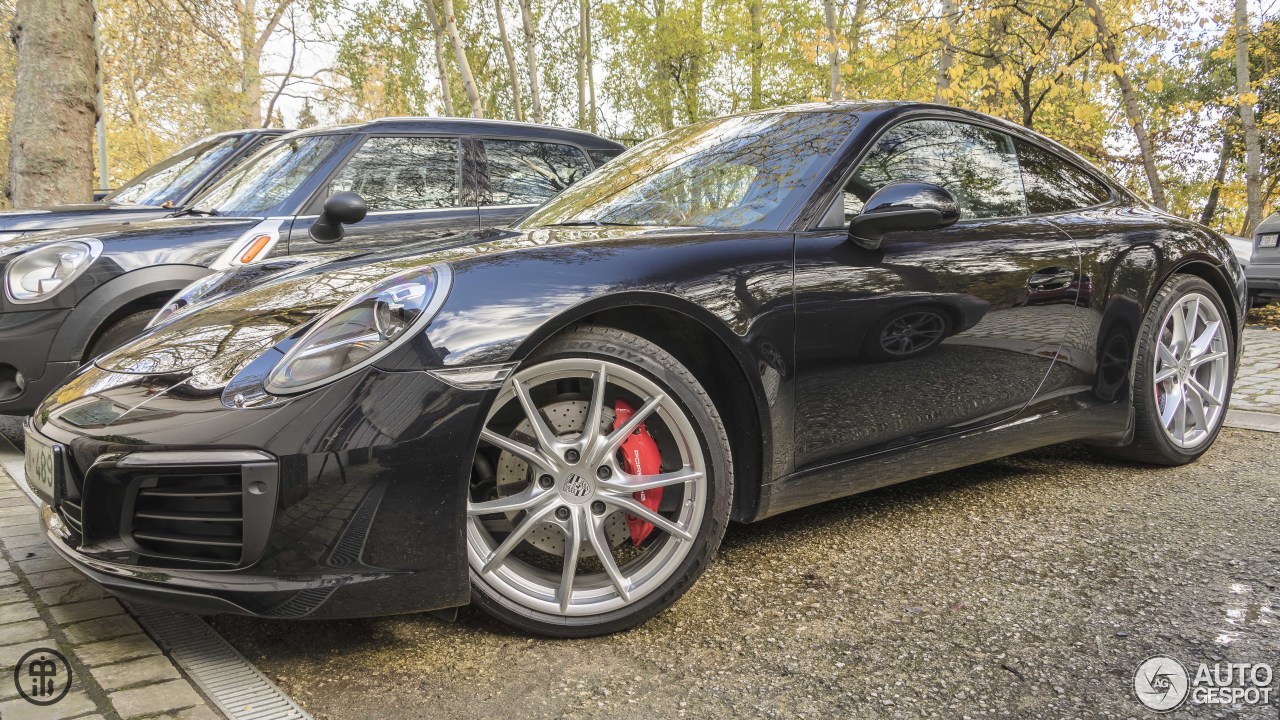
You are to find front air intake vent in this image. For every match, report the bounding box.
[131,472,245,563]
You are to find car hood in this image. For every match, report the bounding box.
[0,202,173,233]
[0,214,261,266]
[91,225,696,384]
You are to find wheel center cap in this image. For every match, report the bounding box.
[559,473,594,504]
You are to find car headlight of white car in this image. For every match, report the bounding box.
[4,238,102,303]
[265,264,452,394]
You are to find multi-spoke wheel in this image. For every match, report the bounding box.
[863,306,952,361]
[1112,274,1235,465]
[467,326,732,636]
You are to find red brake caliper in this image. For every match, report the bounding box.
[614,398,663,546]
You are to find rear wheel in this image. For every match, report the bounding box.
[1111,274,1234,465]
[467,326,732,637]
[84,310,155,362]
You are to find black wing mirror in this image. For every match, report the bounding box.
[309,191,368,243]
[848,182,960,250]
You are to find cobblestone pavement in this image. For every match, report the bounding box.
[0,469,224,719]
[1233,327,1280,412]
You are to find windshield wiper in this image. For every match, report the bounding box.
[175,207,218,217]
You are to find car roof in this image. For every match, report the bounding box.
[278,117,625,150]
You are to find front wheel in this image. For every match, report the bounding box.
[1113,274,1235,465]
[467,326,733,637]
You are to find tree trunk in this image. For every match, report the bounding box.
[518,0,543,123]
[442,0,482,117]
[824,0,841,101]
[1200,127,1231,226]
[8,0,97,206]
[422,1,455,116]
[239,0,263,127]
[1234,0,1262,234]
[1084,0,1166,209]
[494,0,522,121]
[748,0,762,109]
[934,0,957,103]
[848,0,868,54]
[577,0,587,128]
[585,0,596,133]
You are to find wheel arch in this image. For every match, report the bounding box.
[48,264,212,363]
[511,293,773,524]
[1163,257,1243,345]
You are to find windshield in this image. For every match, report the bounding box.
[521,111,859,230]
[192,135,345,217]
[107,136,242,207]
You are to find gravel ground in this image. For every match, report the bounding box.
[210,429,1279,720]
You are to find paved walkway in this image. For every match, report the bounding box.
[1227,327,1280,431]
[0,472,224,719]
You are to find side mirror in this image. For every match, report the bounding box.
[848,182,960,250]
[309,191,368,243]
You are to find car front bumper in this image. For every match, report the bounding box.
[31,363,489,619]
[0,307,79,415]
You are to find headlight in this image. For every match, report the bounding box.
[147,270,233,328]
[4,238,102,303]
[265,265,451,394]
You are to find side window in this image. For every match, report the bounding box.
[328,137,459,211]
[1014,139,1111,214]
[844,120,1027,222]
[480,140,592,205]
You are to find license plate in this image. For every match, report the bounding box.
[23,428,64,505]
[1261,234,1279,248]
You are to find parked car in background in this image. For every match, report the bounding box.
[1245,211,1280,305]
[0,118,624,414]
[25,102,1243,637]
[0,129,285,238]
[1224,233,1253,267]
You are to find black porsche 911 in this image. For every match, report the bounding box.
[27,102,1244,637]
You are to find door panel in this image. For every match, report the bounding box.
[792,217,1080,469]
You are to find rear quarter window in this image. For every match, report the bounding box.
[1015,140,1112,214]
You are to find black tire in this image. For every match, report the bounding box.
[469,325,733,637]
[84,310,156,362]
[1107,274,1235,465]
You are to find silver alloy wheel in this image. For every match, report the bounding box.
[467,358,707,617]
[1153,292,1230,449]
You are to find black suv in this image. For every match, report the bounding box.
[0,129,285,237]
[0,118,624,413]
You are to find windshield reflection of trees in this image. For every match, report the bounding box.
[522,112,860,230]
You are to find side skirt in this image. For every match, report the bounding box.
[755,400,1130,520]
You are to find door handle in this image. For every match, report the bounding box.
[1026,267,1075,289]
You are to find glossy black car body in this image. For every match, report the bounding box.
[0,119,623,414]
[0,129,284,235]
[29,102,1244,624]
[1246,211,1280,303]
